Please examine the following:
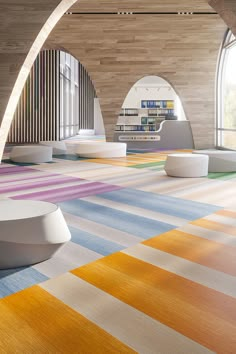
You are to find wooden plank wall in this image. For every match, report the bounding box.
[209,0,236,34]
[47,9,226,148]
[69,0,214,12]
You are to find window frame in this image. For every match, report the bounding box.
[217,29,236,149]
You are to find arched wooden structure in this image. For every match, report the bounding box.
[0,0,77,160]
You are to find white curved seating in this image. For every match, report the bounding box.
[75,142,127,158]
[10,145,52,163]
[0,200,71,269]
[79,129,95,136]
[39,140,67,155]
[193,150,236,172]
[164,153,209,177]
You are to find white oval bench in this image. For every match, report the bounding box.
[193,150,236,172]
[39,141,67,155]
[164,153,209,177]
[0,200,71,269]
[75,142,127,158]
[10,145,52,163]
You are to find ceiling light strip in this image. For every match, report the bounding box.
[65,11,217,16]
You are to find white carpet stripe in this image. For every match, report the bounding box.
[122,244,236,298]
[33,242,101,278]
[40,273,213,354]
[63,212,142,247]
[205,213,236,227]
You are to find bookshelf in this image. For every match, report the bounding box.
[116,100,176,132]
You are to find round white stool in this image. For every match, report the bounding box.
[75,142,127,158]
[39,141,67,155]
[193,150,236,172]
[10,145,52,163]
[164,153,209,177]
[0,200,71,269]
[79,129,95,136]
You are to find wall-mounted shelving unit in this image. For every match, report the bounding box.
[116,100,176,132]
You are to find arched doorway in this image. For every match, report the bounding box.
[114,76,192,150]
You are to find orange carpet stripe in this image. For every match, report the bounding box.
[191,218,236,236]
[86,159,134,166]
[0,286,135,354]
[215,209,236,218]
[142,230,236,276]
[71,252,236,353]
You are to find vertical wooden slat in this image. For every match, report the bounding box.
[7,50,96,144]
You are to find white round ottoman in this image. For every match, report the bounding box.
[10,145,53,163]
[75,142,127,158]
[164,153,209,177]
[0,200,71,269]
[39,141,67,155]
[79,129,95,136]
[193,150,236,172]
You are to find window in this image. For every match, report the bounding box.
[217,30,236,149]
[60,52,79,140]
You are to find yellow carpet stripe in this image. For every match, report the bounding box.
[123,244,236,298]
[41,273,212,354]
[71,252,236,353]
[143,230,236,276]
[0,286,135,353]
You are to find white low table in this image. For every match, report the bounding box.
[0,200,71,269]
[75,142,127,158]
[39,141,67,155]
[10,145,52,163]
[193,150,236,172]
[164,153,209,177]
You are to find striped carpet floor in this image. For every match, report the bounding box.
[0,146,236,353]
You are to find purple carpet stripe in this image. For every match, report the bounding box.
[0,166,37,174]
[11,182,123,202]
[0,176,83,193]
[48,184,123,203]
[0,173,60,184]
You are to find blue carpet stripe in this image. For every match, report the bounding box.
[69,226,124,256]
[0,267,48,298]
[95,188,221,220]
[59,199,176,239]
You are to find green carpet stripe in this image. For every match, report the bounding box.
[129,161,166,169]
[208,172,236,180]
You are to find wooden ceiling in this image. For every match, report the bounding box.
[69,0,215,13]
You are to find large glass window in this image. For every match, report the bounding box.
[217,30,236,149]
[60,52,79,140]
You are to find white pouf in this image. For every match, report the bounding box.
[79,129,95,136]
[39,140,67,155]
[164,153,209,177]
[193,150,236,172]
[10,145,52,163]
[75,142,127,158]
[0,200,71,269]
